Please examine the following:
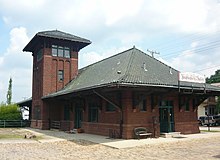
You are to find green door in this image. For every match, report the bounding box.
[159,102,174,133]
[75,108,83,128]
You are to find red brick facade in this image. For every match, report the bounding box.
[31,44,79,129]
[33,89,200,139]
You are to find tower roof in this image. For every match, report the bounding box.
[23,30,91,52]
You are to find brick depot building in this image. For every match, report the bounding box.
[19,30,220,139]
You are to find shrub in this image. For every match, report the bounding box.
[0,103,22,120]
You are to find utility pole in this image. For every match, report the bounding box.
[147,49,160,58]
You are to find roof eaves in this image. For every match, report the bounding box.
[42,82,118,99]
[38,30,91,43]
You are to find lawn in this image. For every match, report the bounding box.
[0,128,42,140]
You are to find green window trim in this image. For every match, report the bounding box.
[185,98,190,111]
[88,103,99,122]
[106,102,116,112]
[133,92,147,111]
[140,99,147,111]
[37,49,43,61]
[64,106,70,120]
[58,70,64,81]
[34,105,41,120]
[52,45,70,58]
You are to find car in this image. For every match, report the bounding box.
[203,115,220,126]
[213,115,220,126]
[198,116,206,126]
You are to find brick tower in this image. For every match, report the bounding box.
[23,30,91,129]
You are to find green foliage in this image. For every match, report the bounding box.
[206,69,220,84]
[6,78,12,105]
[206,69,220,114]
[217,96,220,114]
[0,103,22,120]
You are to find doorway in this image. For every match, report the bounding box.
[75,107,83,128]
[159,101,174,133]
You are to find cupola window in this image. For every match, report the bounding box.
[52,45,70,58]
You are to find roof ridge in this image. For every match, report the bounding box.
[78,47,135,71]
[124,47,136,75]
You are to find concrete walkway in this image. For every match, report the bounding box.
[22,127,220,149]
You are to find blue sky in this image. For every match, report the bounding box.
[0,0,220,102]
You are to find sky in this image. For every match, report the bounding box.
[0,0,220,103]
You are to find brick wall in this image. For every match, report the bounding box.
[80,90,200,139]
[31,45,79,129]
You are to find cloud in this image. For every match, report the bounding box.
[79,46,129,68]
[101,0,144,26]
[1,0,219,36]
[143,0,220,33]
[169,41,220,77]
[0,0,220,102]
[0,27,32,102]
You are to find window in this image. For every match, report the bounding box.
[106,102,116,112]
[88,103,98,122]
[58,46,64,57]
[52,45,70,58]
[184,98,190,111]
[192,98,198,111]
[37,49,43,61]
[34,105,41,120]
[140,99,147,111]
[179,96,190,111]
[160,100,173,106]
[64,47,70,58]
[133,93,147,111]
[151,94,158,110]
[58,70,64,81]
[52,45,58,56]
[64,106,70,120]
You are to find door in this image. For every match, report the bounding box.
[159,101,174,133]
[75,108,83,128]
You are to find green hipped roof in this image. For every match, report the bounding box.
[23,30,91,52]
[43,47,220,98]
[36,30,91,44]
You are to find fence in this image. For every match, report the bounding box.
[0,120,30,128]
[50,121,61,129]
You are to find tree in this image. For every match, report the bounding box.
[6,78,12,105]
[206,69,220,84]
[217,97,220,114]
[206,69,220,114]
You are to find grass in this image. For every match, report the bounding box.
[0,134,23,139]
[200,130,220,132]
[0,128,44,140]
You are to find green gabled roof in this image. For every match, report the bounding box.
[43,47,220,99]
[23,30,91,52]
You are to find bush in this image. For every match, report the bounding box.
[0,103,22,120]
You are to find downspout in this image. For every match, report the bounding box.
[93,90,123,139]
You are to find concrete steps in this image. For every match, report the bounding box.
[160,132,182,138]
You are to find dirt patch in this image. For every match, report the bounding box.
[1,128,220,160]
